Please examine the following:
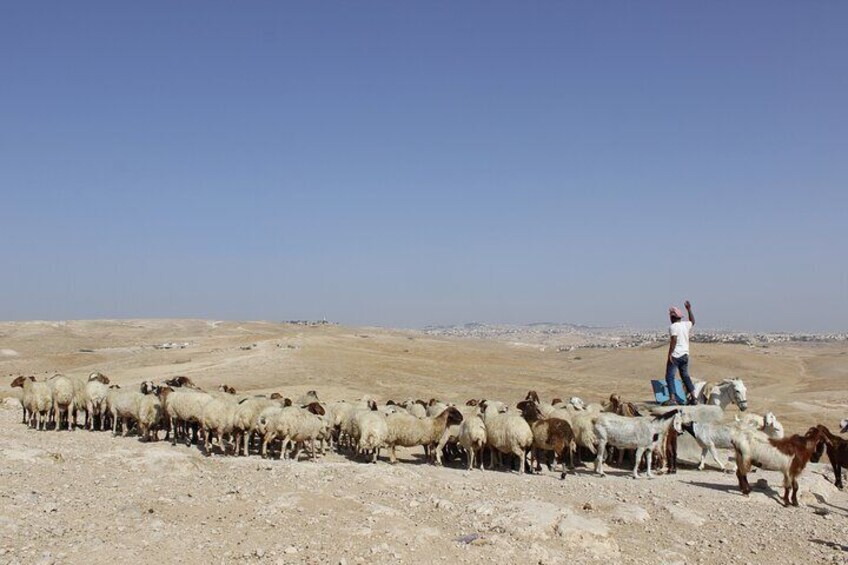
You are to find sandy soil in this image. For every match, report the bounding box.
[1,320,846,564]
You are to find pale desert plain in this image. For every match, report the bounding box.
[1,319,846,565]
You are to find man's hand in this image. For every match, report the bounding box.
[684,300,691,310]
[668,354,674,365]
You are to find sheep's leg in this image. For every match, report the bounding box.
[532,448,543,473]
[388,445,397,465]
[466,447,474,471]
[515,448,526,474]
[310,438,317,461]
[595,439,607,476]
[698,446,708,470]
[558,445,567,480]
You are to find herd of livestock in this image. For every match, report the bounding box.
[10,372,848,508]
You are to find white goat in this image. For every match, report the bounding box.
[594,410,682,478]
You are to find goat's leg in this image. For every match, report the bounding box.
[645,449,654,478]
[791,479,799,507]
[595,439,607,476]
[709,443,726,471]
[736,469,750,495]
[831,461,843,489]
[632,447,644,479]
[698,446,709,470]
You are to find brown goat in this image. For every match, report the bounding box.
[734,426,831,506]
[814,425,847,490]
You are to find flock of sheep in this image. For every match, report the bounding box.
[10,372,848,508]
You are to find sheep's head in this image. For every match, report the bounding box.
[386,400,396,406]
[427,398,438,407]
[10,376,34,388]
[367,399,377,411]
[165,376,197,389]
[569,397,586,410]
[465,399,479,406]
[525,390,540,403]
[551,397,563,406]
[414,399,427,407]
[516,399,542,422]
[157,385,174,401]
[443,406,464,427]
[841,419,848,434]
[305,402,325,416]
[283,397,293,407]
[218,384,236,394]
[270,392,283,400]
[88,372,110,384]
[140,381,157,394]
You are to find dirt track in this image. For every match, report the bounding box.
[1,320,847,564]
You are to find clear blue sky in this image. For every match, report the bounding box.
[2,3,846,331]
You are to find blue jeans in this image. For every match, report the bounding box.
[665,354,695,403]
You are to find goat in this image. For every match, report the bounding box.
[814,425,847,490]
[732,426,831,506]
[603,393,641,465]
[594,410,682,478]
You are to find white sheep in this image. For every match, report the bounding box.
[593,410,683,478]
[259,404,327,460]
[384,407,464,464]
[353,410,388,463]
[136,393,163,442]
[482,402,533,474]
[232,396,277,456]
[85,373,111,431]
[401,400,427,419]
[735,411,784,439]
[49,374,76,431]
[157,387,214,446]
[107,388,144,436]
[458,413,487,470]
[425,399,456,417]
[201,397,238,455]
[11,376,52,430]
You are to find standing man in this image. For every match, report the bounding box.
[665,300,697,405]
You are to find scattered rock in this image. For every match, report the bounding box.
[610,504,649,524]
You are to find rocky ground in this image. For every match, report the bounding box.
[1,401,846,565]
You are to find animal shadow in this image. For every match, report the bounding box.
[809,539,847,552]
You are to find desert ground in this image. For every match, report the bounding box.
[1,320,846,564]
